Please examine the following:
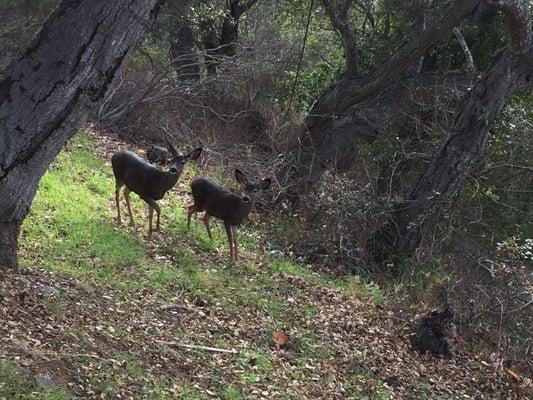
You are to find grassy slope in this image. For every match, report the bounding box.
[0,133,516,399]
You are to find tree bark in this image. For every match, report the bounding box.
[364,0,532,265]
[277,0,483,203]
[453,28,476,73]
[365,48,533,264]
[0,0,164,271]
[0,222,19,269]
[321,0,360,78]
[168,0,200,81]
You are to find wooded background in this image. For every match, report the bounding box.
[0,0,531,376]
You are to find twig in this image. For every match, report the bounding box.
[158,303,189,312]
[156,340,238,354]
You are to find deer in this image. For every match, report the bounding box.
[146,144,171,165]
[187,169,271,264]
[112,139,202,235]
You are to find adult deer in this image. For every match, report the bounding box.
[112,140,202,234]
[187,169,271,263]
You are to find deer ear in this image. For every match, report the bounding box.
[259,178,271,190]
[189,147,202,160]
[165,137,178,157]
[235,169,249,186]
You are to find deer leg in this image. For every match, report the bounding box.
[155,203,161,231]
[148,206,153,235]
[224,221,234,264]
[115,181,123,224]
[142,197,161,233]
[232,225,239,262]
[187,204,197,232]
[124,187,134,226]
[202,213,212,240]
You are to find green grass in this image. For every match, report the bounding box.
[236,350,274,385]
[13,132,378,398]
[20,134,182,294]
[345,365,393,400]
[0,361,72,399]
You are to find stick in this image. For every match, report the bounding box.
[158,303,189,311]
[156,340,238,354]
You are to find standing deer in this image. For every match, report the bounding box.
[146,144,171,165]
[112,139,202,235]
[187,169,271,263]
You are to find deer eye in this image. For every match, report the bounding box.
[253,189,258,193]
[181,160,187,165]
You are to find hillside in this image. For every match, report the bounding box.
[0,132,527,399]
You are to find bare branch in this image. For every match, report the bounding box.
[453,28,476,72]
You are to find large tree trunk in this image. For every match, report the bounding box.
[364,0,533,264]
[277,71,475,204]
[365,51,526,263]
[276,0,483,203]
[0,0,164,271]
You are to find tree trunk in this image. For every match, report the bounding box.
[363,0,533,264]
[0,222,20,269]
[365,49,532,264]
[277,71,475,204]
[168,0,200,81]
[276,0,483,203]
[0,0,164,271]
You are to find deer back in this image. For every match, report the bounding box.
[191,177,253,225]
[112,150,180,200]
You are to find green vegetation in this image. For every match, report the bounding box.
[10,133,377,398]
[20,135,162,293]
[345,364,393,400]
[0,361,71,400]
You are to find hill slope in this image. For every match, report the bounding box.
[0,132,525,399]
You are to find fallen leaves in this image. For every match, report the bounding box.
[1,131,528,399]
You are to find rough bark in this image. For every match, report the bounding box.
[365,48,533,264]
[364,0,532,264]
[453,28,476,72]
[412,0,429,73]
[0,0,164,270]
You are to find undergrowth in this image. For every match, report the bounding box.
[10,132,383,398]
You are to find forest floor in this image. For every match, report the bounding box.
[0,131,529,399]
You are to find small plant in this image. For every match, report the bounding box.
[496,236,533,262]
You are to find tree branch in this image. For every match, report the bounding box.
[485,0,532,53]
[307,0,482,129]
[321,0,360,77]
[453,28,476,72]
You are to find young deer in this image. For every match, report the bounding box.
[112,139,202,235]
[187,169,271,263]
[146,144,171,165]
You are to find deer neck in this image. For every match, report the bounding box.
[236,197,254,221]
[162,170,181,192]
